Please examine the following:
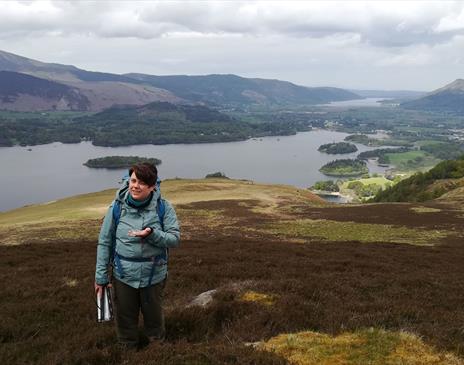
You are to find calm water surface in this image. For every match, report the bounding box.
[321,98,389,107]
[0,130,388,212]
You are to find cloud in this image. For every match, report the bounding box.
[434,5,464,32]
[375,52,434,67]
[0,0,463,48]
[0,1,463,90]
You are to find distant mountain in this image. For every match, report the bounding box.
[0,71,90,111]
[401,79,464,114]
[125,73,361,107]
[0,49,361,112]
[0,49,141,84]
[351,89,426,99]
[0,50,180,111]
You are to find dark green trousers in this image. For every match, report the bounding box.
[113,277,166,346]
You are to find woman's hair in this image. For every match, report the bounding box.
[129,163,158,186]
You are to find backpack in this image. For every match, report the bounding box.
[110,175,167,286]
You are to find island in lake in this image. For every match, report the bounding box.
[319,159,368,177]
[318,142,357,154]
[205,171,229,179]
[84,156,162,169]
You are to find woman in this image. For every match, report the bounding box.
[95,162,180,348]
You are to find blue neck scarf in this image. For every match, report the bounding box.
[127,192,153,209]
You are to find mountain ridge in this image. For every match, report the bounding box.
[125,73,361,107]
[401,78,464,114]
[0,49,361,111]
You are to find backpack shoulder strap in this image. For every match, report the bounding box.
[156,196,165,231]
[112,200,121,227]
[110,200,124,278]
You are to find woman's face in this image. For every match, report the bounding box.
[129,172,154,201]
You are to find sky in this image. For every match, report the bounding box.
[0,0,463,91]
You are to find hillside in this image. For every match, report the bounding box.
[85,101,235,124]
[0,49,361,111]
[125,73,361,107]
[73,101,312,146]
[371,156,464,202]
[1,178,464,364]
[0,49,142,83]
[0,71,90,111]
[73,101,241,146]
[401,79,464,114]
[0,99,314,147]
[0,50,179,111]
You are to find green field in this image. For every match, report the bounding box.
[339,176,394,201]
[415,140,446,147]
[385,150,440,171]
[341,176,391,189]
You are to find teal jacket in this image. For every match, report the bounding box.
[95,186,180,288]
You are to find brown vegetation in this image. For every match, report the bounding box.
[1,180,464,364]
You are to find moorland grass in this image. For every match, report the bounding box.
[3,233,464,364]
[0,189,115,226]
[410,206,442,213]
[0,219,101,245]
[0,178,322,228]
[1,180,464,364]
[163,178,324,211]
[261,329,464,365]
[240,291,277,306]
[264,219,450,245]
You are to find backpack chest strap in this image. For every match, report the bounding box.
[113,251,167,286]
[115,252,167,264]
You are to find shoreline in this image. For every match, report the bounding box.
[310,189,353,204]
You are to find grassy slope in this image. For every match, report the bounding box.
[372,157,464,203]
[438,184,464,203]
[0,178,323,226]
[385,150,441,172]
[1,179,464,364]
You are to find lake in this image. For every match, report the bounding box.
[0,130,389,212]
[320,98,389,108]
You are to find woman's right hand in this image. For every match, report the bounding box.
[95,283,112,298]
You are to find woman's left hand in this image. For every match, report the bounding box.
[128,227,153,238]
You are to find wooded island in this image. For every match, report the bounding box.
[319,159,368,177]
[84,156,161,168]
